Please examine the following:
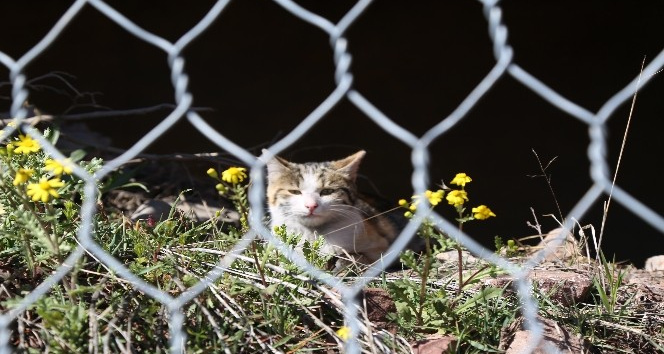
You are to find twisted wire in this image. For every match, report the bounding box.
[0,1,661,353]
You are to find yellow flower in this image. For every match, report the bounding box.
[425,189,444,206]
[13,168,34,186]
[472,205,496,220]
[26,177,65,202]
[44,158,73,176]
[221,167,247,184]
[336,326,351,341]
[450,173,472,187]
[446,190,468,207]
[13,135,40,154]
[410,189,445,210]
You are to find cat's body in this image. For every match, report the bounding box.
[266,150,400,266]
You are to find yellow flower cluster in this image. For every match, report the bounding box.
[447,173,471,207]
[398,173,495,221]
[447,173,495,220]
[1,128,75,203]
[208,166,248,185]
[11,158,74,202]
[399,188,446,218]
[207,166,248,195]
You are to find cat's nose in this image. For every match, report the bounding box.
[305,201,318,213]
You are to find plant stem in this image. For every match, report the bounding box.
[417,230,432,326]
[20,231,37,275]
[0,182,38,272]
[251,241,268,290]
[457,223,463,297]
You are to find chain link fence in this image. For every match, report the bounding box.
[1,0,663,353]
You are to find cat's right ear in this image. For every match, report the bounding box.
[262,149,291,176]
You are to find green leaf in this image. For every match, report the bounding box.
[456,287,503,314]
[101,165,148,193]
[68,149,87,162]
[273,335,294,348]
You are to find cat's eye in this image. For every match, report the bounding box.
[319,188,335,196]
[288,189,301,195]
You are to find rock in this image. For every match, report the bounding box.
[484,268,592,306]
[645,255,664,272]
[625,268,664,303]
[500,316,587,354]
[131,199,172,222]
[531,228,582,263]
[411,334,457,354]
[436,249,478,264]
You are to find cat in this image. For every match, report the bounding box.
[265,150,403,268]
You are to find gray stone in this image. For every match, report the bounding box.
[530,228,582,263]
[411,334,457,354]
[484,268,592,306]
[436,249,479,264]
[645,255,664,272]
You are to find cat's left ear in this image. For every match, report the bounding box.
[263,149,292,177]
[331,150,366,181]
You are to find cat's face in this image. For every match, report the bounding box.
[266,151,365,228]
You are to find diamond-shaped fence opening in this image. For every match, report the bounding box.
[1,1,664,353]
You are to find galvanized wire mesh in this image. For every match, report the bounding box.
[1,1,664,353]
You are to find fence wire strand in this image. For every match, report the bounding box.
[1,0,663,353]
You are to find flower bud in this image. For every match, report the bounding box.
[207,168,218,179]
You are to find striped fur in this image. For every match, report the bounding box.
[265,150,399,266]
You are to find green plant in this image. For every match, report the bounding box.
[4,123,661,353]
[390,173,510,352]
[592,252,628,316]
[494,235,519,257]
[0,126,101,272]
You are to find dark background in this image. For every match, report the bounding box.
[1,1,663,266]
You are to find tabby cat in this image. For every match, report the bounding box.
[265,150,401,267]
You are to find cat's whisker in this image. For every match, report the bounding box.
[328,206,360,215]
[322,206,401,237]
[328,209,357,219]
[330,203,371,216]
[328,209,366,228]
